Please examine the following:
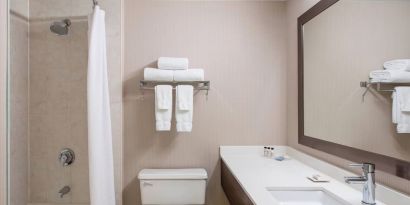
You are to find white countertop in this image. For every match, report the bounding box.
[220,146,410,205]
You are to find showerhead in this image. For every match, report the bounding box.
[50,19,71,35]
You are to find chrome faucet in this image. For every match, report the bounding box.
[345,163,376,205]
[58,185,71,198]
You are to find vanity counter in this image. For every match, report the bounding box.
[220,146,410,205]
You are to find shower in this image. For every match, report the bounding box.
[50,19,71,35]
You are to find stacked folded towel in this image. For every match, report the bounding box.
[144,68,174,81]
[369,70,410,83]
[143,57,205,81]
[384,59,410,71]
[174,69,205,81]
[158,57,189,70]
[144,57,205,132]
[369,59,410,83]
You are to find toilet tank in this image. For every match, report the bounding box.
[138,168,208,205]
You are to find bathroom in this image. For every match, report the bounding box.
[1,0,410,205]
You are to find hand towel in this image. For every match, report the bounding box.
[173,69,205,81]
[155,85,173,131]
[392,92,399,124]
[396,87,410,111]
[158,57,189,70]
[175,85,194,132]
[384,59,410,71]
[394,87,410,133]
[144,68,174,81]
[369,70,410,83]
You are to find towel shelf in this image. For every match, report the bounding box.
[139,80,210,99]
[360,80,410,102]
[140,80,210,90]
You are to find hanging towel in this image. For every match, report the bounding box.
[175,85,194,132]
[155,85,173,131]
[394,87,410,133]
[144,68,174,81]
[87,6,116,205]
[369,70,410,83]
[158,57,189,70]
[156,85,172,110]
[392,92,399,124]
[384,59,410,71]
[173,69,205,81]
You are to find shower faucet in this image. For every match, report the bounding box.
[58,148,75,166]
[345,163,376,205]
[59,185,71,198]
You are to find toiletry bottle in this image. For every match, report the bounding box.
[263,147,267,157]
[270,147,275,158]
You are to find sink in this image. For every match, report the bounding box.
[267,187,351,205]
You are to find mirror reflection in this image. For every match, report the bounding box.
[303,0,410,161]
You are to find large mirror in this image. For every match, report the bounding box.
[299,0,410,179]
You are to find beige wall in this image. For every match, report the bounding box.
[0,0,8,203]
[123,1,287,204]
[286,0,410,195]
[10,10,29,205]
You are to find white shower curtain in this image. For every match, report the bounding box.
[87,6,116,205]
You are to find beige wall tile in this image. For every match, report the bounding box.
[9,13,29,205]
[29,20,89,204]
[28,0,123,204]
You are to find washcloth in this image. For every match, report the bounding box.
[175,85,194,132]
[173,69,205,81]
[158,57,189,70]
[144,68,174,81]
[384,59,410,71]
[369,70,410,83]
[394,87,410,133]
[155,85,173,131]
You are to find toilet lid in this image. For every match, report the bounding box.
[138,168,208,180]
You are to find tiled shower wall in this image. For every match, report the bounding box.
[26,0,123,204]
[29,20,89,203]
[10,5,29,205]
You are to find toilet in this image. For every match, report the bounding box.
[138,168,208,205]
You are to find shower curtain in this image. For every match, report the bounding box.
[87,6,116,205]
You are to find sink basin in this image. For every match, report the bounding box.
[267,187,351,205]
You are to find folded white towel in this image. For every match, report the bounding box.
[384,59,410,71]
[155,85,173,131]
[175,85,194,132]
[394,87,410,133]
[144,68,174,81]
[173,69,205,81]
[158,57,189,70]
[369,70,410,83]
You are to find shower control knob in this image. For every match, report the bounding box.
[58,148,75,166]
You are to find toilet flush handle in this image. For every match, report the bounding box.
[142,181,153,186]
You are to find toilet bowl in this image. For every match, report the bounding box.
[138,168,208,205]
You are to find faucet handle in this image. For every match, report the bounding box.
[349,163,365,167]
[349,163,375,173]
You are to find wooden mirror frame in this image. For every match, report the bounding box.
[298,0,410,180]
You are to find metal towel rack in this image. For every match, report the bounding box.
[360,80,410,102]
[139,80,210,99]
